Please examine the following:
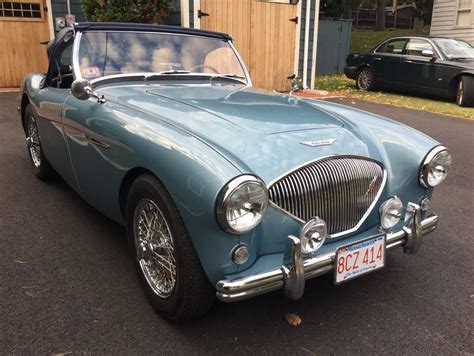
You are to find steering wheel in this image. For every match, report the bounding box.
[188,64,219,74]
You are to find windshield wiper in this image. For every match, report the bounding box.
[221,73,246,80]
[450,57,474,61]
[158,70,191,75]
[209,74,248,85]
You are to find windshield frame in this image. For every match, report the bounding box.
[72,30,252,87]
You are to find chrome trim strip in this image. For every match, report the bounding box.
[72,31,82,81]
[216,212,439,302]
[228,40,252,87]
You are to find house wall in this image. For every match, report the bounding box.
[51,0,85,28]
[430,0,474,45]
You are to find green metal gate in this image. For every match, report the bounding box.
[316,20,352,75]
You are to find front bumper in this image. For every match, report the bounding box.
[216,204,438,302]
[344,66,358,80]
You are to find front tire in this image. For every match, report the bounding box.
[456,75,474,107]
[126,174,215,321]
[24,104,55,180]
[356,67,376,91]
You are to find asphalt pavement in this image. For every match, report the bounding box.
[0,92,473,355]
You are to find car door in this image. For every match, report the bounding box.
[33,39,78,190]
[400,39,443,92]
[371,38,408,85]
[62,95,131,223]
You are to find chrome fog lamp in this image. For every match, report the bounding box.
[379,196,403,230]
[232,244,249,265]
[300,217,327,254]
[216,175,268,234]
[420,197,430,211]
[420,147,452,188]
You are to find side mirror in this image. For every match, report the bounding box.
[71,79,106,103]
[421,49,435,58]
[71,79,93,100]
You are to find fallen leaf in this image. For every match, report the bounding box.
[284,312,302,326]
[14,260,27,264]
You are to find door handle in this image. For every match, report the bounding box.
[85,134,110,149]
[373,57,382,61]
[403,60,413,63]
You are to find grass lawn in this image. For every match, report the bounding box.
[314,74,474,120]
[349,26,431,54]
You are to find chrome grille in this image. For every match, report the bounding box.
[268,156,385,236]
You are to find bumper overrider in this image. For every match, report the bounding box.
[216,203,439,302]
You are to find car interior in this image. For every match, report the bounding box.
[46,32,75,89]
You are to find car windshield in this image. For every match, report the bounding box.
[434,38,474,60]
[77,31,247,82]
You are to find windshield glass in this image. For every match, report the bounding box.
[434,38,474,59]
[77,31,247,81]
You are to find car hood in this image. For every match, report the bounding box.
[444,59,474,70]
[100,84,437,184]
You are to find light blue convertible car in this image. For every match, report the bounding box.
[19,23,451,321]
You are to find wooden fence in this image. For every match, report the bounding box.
[352,9,414,29]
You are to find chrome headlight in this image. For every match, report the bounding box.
[216,175,268,234]
[379,196,403,230]
[420,146,452,188]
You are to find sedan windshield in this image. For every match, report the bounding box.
[434,38,474,60]
[77,31,247,82]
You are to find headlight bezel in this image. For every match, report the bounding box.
[379,196,403,230]
[215,174,269,234]
[419,146,451,188]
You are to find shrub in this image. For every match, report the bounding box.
[81,0,172,24]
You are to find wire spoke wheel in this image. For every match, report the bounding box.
[133,198,177,298]
[26,115,41,168]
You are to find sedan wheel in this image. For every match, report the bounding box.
[24,104,54,180]
[356,68,375,91]
[126,174,215,321]
[456,76,474,107]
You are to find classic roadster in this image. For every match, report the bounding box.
[19,23,451,321]
[344,36,474,107]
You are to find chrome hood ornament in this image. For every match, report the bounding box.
[300,138,336,147]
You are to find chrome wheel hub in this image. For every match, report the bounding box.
[26,116,41,168]
[457,80,464,104]
[358,70,372,90]
[133,199,177,298]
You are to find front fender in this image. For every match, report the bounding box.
[63,97,246,284]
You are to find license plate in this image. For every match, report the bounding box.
[335,234,386,284]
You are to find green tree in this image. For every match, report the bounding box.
[81,0,172,24]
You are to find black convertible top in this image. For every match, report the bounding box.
[46,22,232,61]
[75,22,232,40]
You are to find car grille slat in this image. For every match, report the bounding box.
[268,156,385,236]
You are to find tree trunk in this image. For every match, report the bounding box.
[342,0,353,19]
[376,0,385,31]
